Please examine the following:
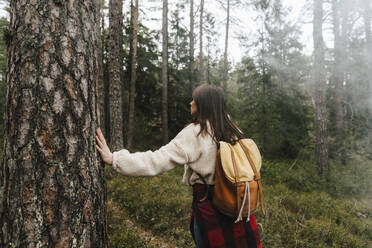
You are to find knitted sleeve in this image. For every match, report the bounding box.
[111,124,202,176]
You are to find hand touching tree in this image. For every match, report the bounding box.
[96,128,113,165]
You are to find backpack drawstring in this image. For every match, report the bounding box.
[235,182,250,223]
[246,181,251,222]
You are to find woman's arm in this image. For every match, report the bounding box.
[112,140,188,176]
[96,124,202,177]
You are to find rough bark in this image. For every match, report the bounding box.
[108,0,124,151]
[0,1,108,247]
[189,0,195,93]
[313,0,329,176]
[162,0,169,144]
[199,0,204,84]
[223,0,230,90]
[127,0,139,149]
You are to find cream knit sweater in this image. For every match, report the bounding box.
[112,123,217,185]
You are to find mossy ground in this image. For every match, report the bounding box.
[107,156,372,248]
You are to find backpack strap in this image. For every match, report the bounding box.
[196,172,209,202]
[195,144,220,203]
[227,143,240,183]
[227,143,243,215]
[238,140,266,216]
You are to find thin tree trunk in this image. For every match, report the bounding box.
[101,0,111,145]
[365,1,372,51]
[207,40,211,83]
[162,0,169,144]
[127,0,139,149]
[258,20,267,154]
[313,0,329,176]
[0,1,108,246]
[189,0,195,93]
[261,30,267,154]
[332,0,343,132]
[332,0,346,164]
[108,0,124,151]
[340,0,349,99]
[199,0,204,84]
[97,0,107,138]
[363,0,372,156]
[101,0,105,60]
[223,0,230,90]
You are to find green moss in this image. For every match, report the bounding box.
[107,205,153,248]
[106,158,372,247]
[107,166,194,247]
[256,183,372,247]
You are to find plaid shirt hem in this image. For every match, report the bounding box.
[190,183,262,248]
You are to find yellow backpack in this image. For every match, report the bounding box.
[198,139,265,222]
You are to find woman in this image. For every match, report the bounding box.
[95,83,262,248]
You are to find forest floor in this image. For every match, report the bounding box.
[107,199,178,248]
[106,159,372,248]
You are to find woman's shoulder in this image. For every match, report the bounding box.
[179,122,215,144]
[177,123,201,138]
[184,122,201,130]
[169,123,201,151]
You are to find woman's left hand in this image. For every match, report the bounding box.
[95,128,113,165]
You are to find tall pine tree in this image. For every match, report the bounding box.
[0,1,108,246]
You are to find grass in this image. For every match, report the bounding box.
[257,184,372,247]
[107,156,372,248]
[107,166,194,247]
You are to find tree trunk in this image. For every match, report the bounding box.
[363,0,372,156]
[313,0,329,176]
[340,0,349,98]
[259,22,267,154]
[0,1,108,247]
[365,1,372,52]
[332,0,343,131]
[97,0,107,139]
[332,0,345,164]
[189,0,195,93]
[199,0,204,84]
[361,0,371,65]
[108,0,124,151]
[162,0,169,144]
[207,39,211,83]
[101,0,111,145]
[223,0,230,90]
[127,0,139,149]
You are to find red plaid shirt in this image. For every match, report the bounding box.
[190,184,262,248]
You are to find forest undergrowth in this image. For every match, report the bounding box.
[106,152,372,248]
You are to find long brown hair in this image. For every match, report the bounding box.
[192,83,244,145]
